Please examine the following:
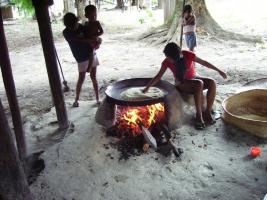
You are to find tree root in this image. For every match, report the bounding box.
[140,25,264,46]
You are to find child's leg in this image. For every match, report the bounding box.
[196,77,216,124]
[87,46,94,73]
[177,79,205,129]
[189,32,197,52]
[94,37,102,50]
[74,72,86,106]
[185,34,190,50]
[186,32,197,51]
[90,67,99,103]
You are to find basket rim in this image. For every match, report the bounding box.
[222,89,267,123]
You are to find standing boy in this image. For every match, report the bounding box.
[182,4,197,51]
[84,5,104,72]
[63,12,100,107]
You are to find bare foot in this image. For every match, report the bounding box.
[195,115,205,130]
[195,119,206,130]
[202,111,216,125]
[72,101,79,108]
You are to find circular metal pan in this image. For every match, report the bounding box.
[105,78,172,106]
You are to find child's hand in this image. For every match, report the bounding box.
[219,70,227,79]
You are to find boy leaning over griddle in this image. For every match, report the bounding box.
[63,12,100,107]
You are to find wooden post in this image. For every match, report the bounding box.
[32,0,69,129]
[0,99,33,200]
[0,7,27,160]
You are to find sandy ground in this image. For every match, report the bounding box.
[1,7,267,200]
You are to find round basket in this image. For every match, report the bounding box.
[222,89,267,138]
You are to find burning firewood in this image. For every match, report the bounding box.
[141,126,157,150]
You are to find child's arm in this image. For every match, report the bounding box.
[63,29,92,44]
[143,66,167,93]
[97,21,104,36]
[182,17,186,26]
[73,36,96,44]
[185,15,195,25]
[77,38,95,43]
[195,56,227,79]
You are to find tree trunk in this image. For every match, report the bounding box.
[139,0,144,8]
[116,0,124,8]
[131,0,141,9]
[63,0,75,14]
[160,0,260,44]
[132,0,137,6]
[158,0,162,9]
[166,0,223,42]
[143,0,260,45]
[142,0,151,9]
[164,0,176,22]
[76,0,86,20]
[0,99,33,200]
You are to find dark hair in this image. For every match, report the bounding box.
[183,4,193,14]
[163,42,186,82]
[85,5,97,15]
[63,12,78,29]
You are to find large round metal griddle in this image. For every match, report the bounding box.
[105,78,171,106]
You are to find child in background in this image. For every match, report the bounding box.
[182,4,197,51]
[63,13,100,107]
[84,5,104,72]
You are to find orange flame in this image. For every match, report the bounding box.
[116,103,165,136]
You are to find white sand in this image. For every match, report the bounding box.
[0,8,267,200]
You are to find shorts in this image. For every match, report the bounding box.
[78,53,99,73]
[184,32,197,50]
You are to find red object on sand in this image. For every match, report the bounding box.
[250,147,262,158]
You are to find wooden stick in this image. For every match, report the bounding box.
[32,0,69,129]
[179,0,186,48]
[0,99,33,200]
[0,8,27,160]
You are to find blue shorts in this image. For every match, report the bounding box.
[185,32,197,50]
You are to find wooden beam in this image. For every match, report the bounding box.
[0,99,32,200]
[32,0,69,129]
[0,7,27,160]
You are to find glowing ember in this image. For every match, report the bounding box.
[116,103,165,136]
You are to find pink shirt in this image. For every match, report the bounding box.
[162,50,196,80]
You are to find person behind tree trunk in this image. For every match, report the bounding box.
[143,43,227,130]
[84,5,103,74]
[63,12,100,107]
[182,4,197,51]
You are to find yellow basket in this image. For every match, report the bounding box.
[222,89,267,138]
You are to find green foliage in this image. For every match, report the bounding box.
[146,9,153,18]
[11,0,34,14]
[139,18,145,24]
[151,0,157,7]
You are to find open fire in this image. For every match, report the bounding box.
[106,102,182,160]
[116,103,165,136]
[98,78,184,159]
